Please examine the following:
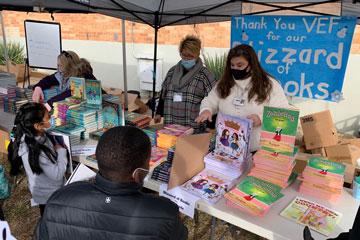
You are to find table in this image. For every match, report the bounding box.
[74,139,360,240]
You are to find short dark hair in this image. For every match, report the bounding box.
[96,126,151,179]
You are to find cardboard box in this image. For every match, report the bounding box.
[325,143,360,166]
[102,87,149,114]
[310,147,327,157]
[0,61,32,83]
[300,110,338,150]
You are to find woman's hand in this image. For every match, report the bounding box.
[32,86,44,103]
[247,114,261,127]
[154,114,162,124]
[195,110,212,123]
[54,144,64,151]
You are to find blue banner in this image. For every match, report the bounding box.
[231,15,356,101]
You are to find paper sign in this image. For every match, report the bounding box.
[0,87,8,94]
[0,221,17,240]
[231,15,356,101]
[71,145,96,156]
[159,183,199,218]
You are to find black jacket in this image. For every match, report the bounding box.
[35,173,188,240]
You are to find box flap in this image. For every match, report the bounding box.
[168,133,211,190]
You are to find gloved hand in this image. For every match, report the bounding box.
[32,86,44,103]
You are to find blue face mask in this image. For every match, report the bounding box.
[45,116,56,130]
[181,59,196,69]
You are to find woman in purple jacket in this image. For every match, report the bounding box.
[32,51,96,109]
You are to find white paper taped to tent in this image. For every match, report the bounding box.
[24,20,61,69]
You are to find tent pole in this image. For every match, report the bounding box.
[152,13,159,118]
[0,11,10,73]
[122,19,128,110]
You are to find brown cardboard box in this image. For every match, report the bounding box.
[310,147,327,157]
[0,61,32,83]
[300,110,338,150]
[325,143,360,166]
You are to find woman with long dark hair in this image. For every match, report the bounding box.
[8,102,67,215]
[196,44,288,152]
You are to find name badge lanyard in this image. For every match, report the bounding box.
[233,85,248,107]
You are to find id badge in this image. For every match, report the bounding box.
[173,92,183,102]
[233,97,246,106]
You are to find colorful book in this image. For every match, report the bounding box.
[224,176,283,217]
[301,157,345,188]
[85,79,102,105]
[215,113,253,161]
[69,77,85,101]
[102,101,121,129]
[150,146,168,168]
[260,106,299,153]
[182,170,234,204]
[280,197,342,236]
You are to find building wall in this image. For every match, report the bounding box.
[1,10,360,134]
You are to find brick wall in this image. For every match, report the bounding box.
[0,10,359,53]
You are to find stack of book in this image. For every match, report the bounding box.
[181,170,235,204]
[299,157,345,202]
[151,146,175,183]
[156,128,186,150]
[143,127,159,146]
[0,75,16,110]
[206,113,252,179]
[150,146,168,168]
[250,147,299,189]
[89,129,106,140]
[224,176,284,217]
[53,99,82,126]
[164,124,194,135]
[3,97,28,114]
[249,106,300,190]
[43,86,59,102]
[54,123,85,145]
[67,106,99,140]
[16,88,32,101]
[125,111,151,129]
[204,151,250,179]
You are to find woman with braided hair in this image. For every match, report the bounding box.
[8,102,67,215]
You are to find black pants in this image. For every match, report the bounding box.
[39,204,46,216]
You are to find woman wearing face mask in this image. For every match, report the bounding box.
[195,44,288,152]
[32,51,96,110]
[154,35,216,132]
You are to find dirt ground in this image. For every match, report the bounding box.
[0,156,266,240]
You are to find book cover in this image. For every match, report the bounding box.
[85,79,102,105]
[182,170,234,204]
[280,196,342,236]
[65,163,96,185]
[69,77,85,101]
[226,176,283,208]
[260,106,299,153]
[302,157,345,185]
[215,113,253,161]
[102,101,120,129]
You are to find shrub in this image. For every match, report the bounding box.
[0,41,26,65]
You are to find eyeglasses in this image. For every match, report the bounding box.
[180,53,195,60]
[62,50,72,59]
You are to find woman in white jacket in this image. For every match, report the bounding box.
[196,44,289,152]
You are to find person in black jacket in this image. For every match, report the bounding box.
[32,50,96,109]
[35,126,188,240]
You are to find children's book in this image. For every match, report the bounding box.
[224,176,283,217]
[302,157,345,188]
[280,196,342,236]
[260,106,299,153]
[215,113,253,161]
[181,170,234,204]
[69,77,85,101]
[85,79,102,105]
[102,101,120,129]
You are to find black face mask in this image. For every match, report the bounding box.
[231,67,249,80]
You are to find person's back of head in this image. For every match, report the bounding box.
[96,126,151,183]
[58,50,92,79]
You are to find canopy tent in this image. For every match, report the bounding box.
[1,0,360,114]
